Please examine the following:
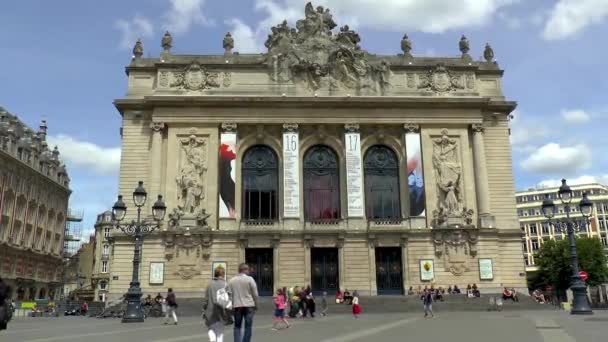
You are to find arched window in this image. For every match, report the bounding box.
[364,145,401,220]
[304,145,340,222]
[242,145,279,222]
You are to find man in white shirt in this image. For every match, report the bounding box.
[228,263,259,342]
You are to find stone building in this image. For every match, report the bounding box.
[517,183,608,272]
[109,3,525,298]
[0,106,71,300]
[91,210,113,302]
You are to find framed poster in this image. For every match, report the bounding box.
[479,258,494,280]
[212,261,227,277]
[420,259,434,281]
[149,262,164,285]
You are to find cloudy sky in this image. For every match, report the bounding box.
[1,0,607,235]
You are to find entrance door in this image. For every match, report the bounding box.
[311,248,339,292]
[375,247,403,295]
[245,248,274,296]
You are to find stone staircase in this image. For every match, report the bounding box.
[164,294,555,317]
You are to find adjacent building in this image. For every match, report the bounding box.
[91,210,113,302]
[517,183,608,272]
[0,106,71,300]
[108,3,525,299]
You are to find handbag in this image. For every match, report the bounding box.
[216,286,232,310]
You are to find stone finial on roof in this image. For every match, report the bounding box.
[223,32,234,55]
[483,43,494,63]
[132,39,144,59]
[401,34,412,58]
[459,35,471,61]
[52,145,60,159]
[161,31,173,53]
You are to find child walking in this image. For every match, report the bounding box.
[272,288,290,330]
[352,290,361,319]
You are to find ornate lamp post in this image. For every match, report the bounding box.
[112,181,166,323]
[541,178,593,315]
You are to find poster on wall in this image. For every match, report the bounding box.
[283,132,300,218]
[420,259,434,281]
[212,261,228,276]
[149,262,164,284]
[345,132,364,217]
[479,258,494,280]
[405,132,426,217]
[219,132,237,218]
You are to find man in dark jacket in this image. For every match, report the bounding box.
[163,288,178,325]
[0,277,12,330]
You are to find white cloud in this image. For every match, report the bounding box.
[543,0,608,40]
[115,15,154,49]
[47,135,121,176]
[509,110,548,146]
[520,143,592,175]
[561,109,591,123]
[537,174,608,188]
[163,0,211,34]
[228,0,518,52]
[225,19,260,53]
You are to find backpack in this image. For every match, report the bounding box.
[216,286,232,310]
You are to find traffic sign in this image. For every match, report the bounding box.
[579,271,588,282]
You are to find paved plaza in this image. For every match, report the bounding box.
[3,310,608,342]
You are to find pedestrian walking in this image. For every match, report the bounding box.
[422,289,434,318]
[163,288,178,325]
[352,290,361,318]
[203,266,232,342]
[272,288,290,330]
[320,291,328,316]
[306,290,316,318]
[228,263,259,342]
[0,277,12,331]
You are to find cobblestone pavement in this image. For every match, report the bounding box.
[2,310,608,342]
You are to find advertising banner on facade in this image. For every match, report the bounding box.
[405,132,426,217]
[283,131,300,218]
[420,259,434,281]
[345,132,364,217]
[219,132,237,218]
[479,258,494,280]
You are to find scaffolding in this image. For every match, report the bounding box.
[64,208,83,259]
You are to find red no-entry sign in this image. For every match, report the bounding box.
[579,271,588,282]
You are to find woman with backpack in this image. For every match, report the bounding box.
[203,266,232,342]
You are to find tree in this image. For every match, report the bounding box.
[535,237,608,291]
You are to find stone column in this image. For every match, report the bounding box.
[149,122,166,200]
[471,124,494,228]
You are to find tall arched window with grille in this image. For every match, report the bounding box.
[242,145,279,222]
[303,145,340,222]
[364,145,401,221]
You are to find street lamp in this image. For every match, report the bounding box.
[112,181,166,323]
[541,178,593,315]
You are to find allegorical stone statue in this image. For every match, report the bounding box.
[459,35,470,60]
[223,32,234,55]
[483,43,494,63]
[401,33,412,57]
[132,39,143,59]
[432,129,462,216]
[176,135,207,215]
[161,31,173,52]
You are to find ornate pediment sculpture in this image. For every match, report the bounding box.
[418,64,464,93]
[171,62,221,91]
[433,228,478,276]
[265,2,390,93]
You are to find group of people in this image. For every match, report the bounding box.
[502,287,519,302]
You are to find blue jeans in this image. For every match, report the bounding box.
[233,307,255,342]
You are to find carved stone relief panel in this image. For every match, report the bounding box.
[417,64,465,93]
[156,62,232,91]
[432,229,478,276]
[175,134,209,219]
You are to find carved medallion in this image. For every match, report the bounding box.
[433,229,478,276]
[158,71,169,87]
[174,265,199,280]
[171,62,221,91]
[418,64,465,93]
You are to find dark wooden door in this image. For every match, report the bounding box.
[311,248,339,292]
[245,248,274,296]
[375,247,403,295]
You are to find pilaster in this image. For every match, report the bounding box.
[471,123,494,228]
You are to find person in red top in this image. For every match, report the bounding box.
[272,288,290,331]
